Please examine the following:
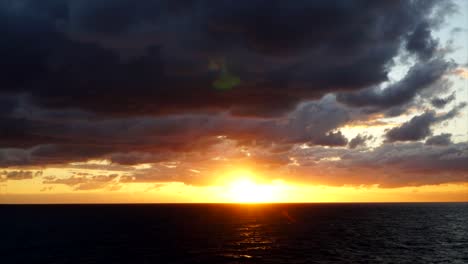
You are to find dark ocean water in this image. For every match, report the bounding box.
[1,203,467,264]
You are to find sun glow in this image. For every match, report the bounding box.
[227,178,277,203]
[223,170,286,203]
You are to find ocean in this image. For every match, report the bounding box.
[1,203,467,263]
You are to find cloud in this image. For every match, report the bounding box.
[0,0,466,191]
[336,59,453,109]
[348,134,373,149]
[40,186,54,192]
[107,152,171,165]
[350,142,468,187]
[10,137,465,189]
[0,170,42,181]
[0,96,361,166]
[289,142,468,187]
[405,22,438,60]
[144,184,166,192]
[0,148,31,167]
[43,174,119,190]
[385,112,437,142]
[431,93,455,108]
[0,95,19,117]
[425,134,452,146]
[0,0,451,117]
[454,67,468,79]
[311,131,348,147]
[385,103,466,142]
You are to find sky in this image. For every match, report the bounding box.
[1,0,467,203]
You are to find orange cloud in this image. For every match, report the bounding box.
[455,67,468,79]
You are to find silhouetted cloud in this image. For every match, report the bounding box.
[312,131,348,147]
[425,134,452,146]
[1,0,450,117]
[385,104,466,142]
[431,93,455,108]
[337,59,453,109]
[288,142,468,187]
[386,112,437,142]
[0,96,360,167]
[405,22,438,60]
[0,0,465,190]
[349,134,373,149]
[0,170,42,181]
[0,148,31,167]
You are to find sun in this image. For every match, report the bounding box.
[223,170,285,203]
[227,178,272,203]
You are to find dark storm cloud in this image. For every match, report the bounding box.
[0,144,117,167]
[405,22,438,60]
[0,95,19,117]
[0,98,355,166]
[0,0,450,117]
[385,103,466,142]
[425,134,452,146]
[336,59,453,109]
[1,0,465,190]
[0,148,31,167]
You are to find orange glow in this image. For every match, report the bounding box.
[1,167,467,203]
[226,178,279,203]
[216,169,287,203]
[455,67,468,79]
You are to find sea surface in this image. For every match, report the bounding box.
[1,203,467,264]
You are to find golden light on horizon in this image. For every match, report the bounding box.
[1,167,468,204]
[220,170,287,203]
[227,178,274,203]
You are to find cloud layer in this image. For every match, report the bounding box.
[1,0,467,190]
[1,0,449,116]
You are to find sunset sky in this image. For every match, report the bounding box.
[1,0,467,203]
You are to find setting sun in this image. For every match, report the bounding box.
[2,1,468,263]
[220,169,288,203]
[227,178,279,203]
